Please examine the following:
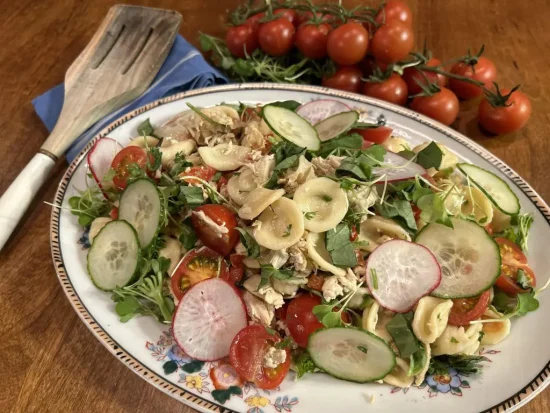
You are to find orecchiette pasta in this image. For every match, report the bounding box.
[412,296,453,343]
[160,139,196,166]
[357,216,412,252]
[382,136,410,153]
[306,232,346,277]
[432,323,483,356]
[480,309,511,345]
[128,135,160,148]
[383,357,414,388]
[361,301,394,342]
[239,188,285,220]
[253,197,305,250]
[198,143,251,171]
[414,343,431,386]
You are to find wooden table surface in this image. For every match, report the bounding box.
[0,0,548,412]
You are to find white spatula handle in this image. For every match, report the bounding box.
[0,153,56,251]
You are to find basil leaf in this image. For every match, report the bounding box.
[516,292,539,316]
[325,223,351,251]
[137,118,156,137]
[178,222,198,251]
[377,198,417,231]
[259,264,294,289]
[235,227,260,258]
[415,141,443,169]
[428,355,488,376]
[408,346,428,376]
[180,186,204,208]
[330,244,358,267]
[385,313,420,359]
[269,100,301,111]
[317,134,363,157]
[293,351,321,379]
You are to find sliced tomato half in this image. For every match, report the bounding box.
[494,237,536,295]
[110,146,153,190]
[448,290,491,326]
[191,204,239,256]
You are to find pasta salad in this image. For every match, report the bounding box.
[69,99,546,390]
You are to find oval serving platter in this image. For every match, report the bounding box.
[50,84,550,413]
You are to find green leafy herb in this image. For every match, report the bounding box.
[408,345,428,376]
[235,227,260,258]
[397,149,416,160]
[259,264,295,290]
[268,100,301,111]
[146,145,162,171]
[385,312,420,358]
[416,191,453,229]
[516,268,532,290]
[178,222,198,251]
[283,224,292,237]
[494,213,534,251]
[316,134,363,157]
[377,198,417,231]
[265,326,277,336]
[450,337,459,344]
[112,257,175,323]
[370,268,379,290]
[335,145,387,181]
[488,290,539,319]
[312,282,362,328]
[180,186,205,208]
[325,223,358,267]
[169,152,194,178]
[137,118,157,137]
[274,337,294,349]
[428,355,489,376]
[293,351,321,379]
[304,211,317,220]
[68,187,110,227]
[415,141,443,169]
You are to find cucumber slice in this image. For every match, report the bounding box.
[262,105,320,150]
[87,220,141,291]
[457,163,520,216]
[415,218,501,299]
[119,178,163,248]
[308,327,396,383]
[314,111,359,142]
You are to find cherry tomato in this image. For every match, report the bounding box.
[171,247,228,300]
[351,125,393,144]
[484,223,494,235]
[286,294,324,347]
[306,273,325,292]
[449,57,497,100]
[327,23,369,66]
[448,290,491,326]
[371,22,414,64]
[258,18,296,57]
[245,13,265,29]
[357,57,389,77]
[225,25,259,58]
[222,254,245,285]
[109,207,119,220]
[275,303,288,321]
[402,58,446,95]
[217,175,229,192]
[350,225,358,241]
[362,73,408,106]
[110,146,152,190]
[409,87,459,126]
[191,204,239,256]
[322,66,363,93]
[229,325,291,389]
[180,165,217,185]
[295,23,330,59]
[375,0,413,27]
[274,9,299,27]
[494,238,536,295]
[411,203,421,221]
[478,89,532,135]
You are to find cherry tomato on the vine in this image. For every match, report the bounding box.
[322,66,363,93]
[295,23,330,60]
[409,87,459,126]
[245,13,265,29]
[297,11,333,26]
[274,8,299,27]
[478,89,532,135]
[258,18,296,56]
[375,0,413,27]
[327,23,369,66]
[362,73,408,106]
[449,57,497,99]
[402,58,446,95]
[371,21,414,64]
[225,25,259,58]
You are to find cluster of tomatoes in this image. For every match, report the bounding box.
[222,0,531,135]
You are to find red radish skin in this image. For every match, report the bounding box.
[172,278,248,361]
[296,99,351,125]
[87,137,122,194]
[373,151,427,183]
[365,240,441,313]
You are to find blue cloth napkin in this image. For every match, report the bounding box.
[33,35,229,162]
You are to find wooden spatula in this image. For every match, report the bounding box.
[0,5,181,251]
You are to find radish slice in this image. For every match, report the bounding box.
[373,152,427,183]
[296,99,351,125]
[172,278,248,361]
[87,138,122,187]
[365,240,441,313]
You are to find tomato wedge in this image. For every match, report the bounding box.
[222,254,245,285]
[448,290,491,326]
[494,237,536,295]
[229,325,291,389]
[286,294,325,348]
[170,247,228,300]
[110,146,153,190]
[191,204,239,256]
[181,165,217,185]
[351,126,393,145]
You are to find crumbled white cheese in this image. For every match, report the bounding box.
[263,346,287,369]
[311,155,344,176]
[322,275,344,301]
[192,210,228,237]
[234,241,247,255]
[266,249,289,269]
[242,291,275,326]
[278,155,316,195]
[243,275,285,308]
[288,244,308,272]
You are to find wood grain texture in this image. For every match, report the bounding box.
[0,1,548,413]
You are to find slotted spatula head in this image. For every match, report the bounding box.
[41,5,182,159]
